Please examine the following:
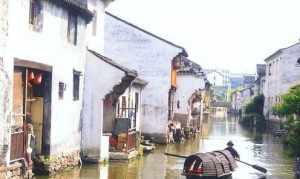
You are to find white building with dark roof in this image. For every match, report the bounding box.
[0,0,113,176]
[104,12,187,143]
[263,42,300,122]
[173,56,207,129]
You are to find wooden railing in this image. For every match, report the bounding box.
[127,131,136,152]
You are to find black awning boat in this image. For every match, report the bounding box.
[182,150,237,179]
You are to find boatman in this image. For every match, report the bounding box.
[225,140,240,159]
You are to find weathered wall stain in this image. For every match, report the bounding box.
[0,58,11,166]
[0,0,8,49]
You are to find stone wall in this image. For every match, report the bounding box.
[0,162,32,179]
[33,151,80,175]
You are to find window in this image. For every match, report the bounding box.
[29,0,43,32]
[177,100,180,109]
[67,12,78,45]
[121,96,126,117]
[116,100,120,117]
[297,58,300,65]
[92,10,97,36]
[135,93,139,112]
[268,64,272,76]
[122,96,126,109]
[73,70,81,101]
[59,82,66,99]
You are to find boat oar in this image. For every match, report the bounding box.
[164,152,188,159]
[236,159,267,173]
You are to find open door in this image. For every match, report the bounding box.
[11,68,26,161]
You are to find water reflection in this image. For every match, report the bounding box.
[36,117,294,179]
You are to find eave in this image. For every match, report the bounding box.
[49,0,93,22]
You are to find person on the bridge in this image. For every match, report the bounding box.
[225,140,240,159]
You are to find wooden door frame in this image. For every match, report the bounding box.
[13,59,52,157]
[14,59,52,72]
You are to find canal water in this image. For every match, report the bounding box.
[37,117,294,179]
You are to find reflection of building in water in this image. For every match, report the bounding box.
[214,107,228,119]
[80,164,108,179]
[211,101,230,119]
[200,118,213,138]
[225,118,238,135]
[108,159,144,179]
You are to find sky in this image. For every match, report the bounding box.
[107,0,300,74]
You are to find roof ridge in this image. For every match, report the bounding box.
[105,11,188,57]
[265,41,300,62]
[88,49,137,77]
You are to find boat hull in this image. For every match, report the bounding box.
[185,175,232,179]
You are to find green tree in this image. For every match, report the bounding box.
[273,85,300,156]
[273,85,300,117]
[245,94,264,115]
[241,94,265,131]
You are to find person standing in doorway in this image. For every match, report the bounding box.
[26,113,35,168]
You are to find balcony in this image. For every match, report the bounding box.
[110,108,137,153]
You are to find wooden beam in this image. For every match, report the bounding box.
[14,59,52,72]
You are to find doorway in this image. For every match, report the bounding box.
[11,62,52,165]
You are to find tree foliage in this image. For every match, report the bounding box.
[273,86,300,116]
[241,94,266,131]
[273,85,300,156]
[245,94,264,115]
[283,116,300,157]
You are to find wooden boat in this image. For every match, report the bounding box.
[273,129,287,137]
[182,150,237,179]
[140,140,155,153]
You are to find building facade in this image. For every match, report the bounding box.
[82,50,137,162]
[254,64,266,96]
[173,56,207,129]
[263,42,300,122]
[104,12,187,143]
[81,0,125,163]
[205,69,231,102]
[231,86,255,116]
[106,78,147,160]
[0,0,95,176]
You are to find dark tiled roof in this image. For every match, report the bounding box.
[133,78,148,86]
[49,0,93,22]
[177,56,205,77]
[264,42,300,62]
[88,49,137,77]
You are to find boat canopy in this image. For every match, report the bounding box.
[183,150,238,178]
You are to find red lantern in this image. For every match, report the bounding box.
[33,73,43,85]
[28,71,35,82]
